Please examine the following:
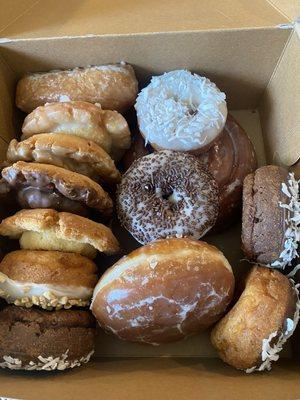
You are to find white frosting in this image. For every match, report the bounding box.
[271,173,300,269]
[135,70,227,151]
[245,281,300,373]
[0,350,94,371]
[0,272,92,308]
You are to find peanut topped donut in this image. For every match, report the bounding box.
[117,150,219,244]
[135,70,227,153]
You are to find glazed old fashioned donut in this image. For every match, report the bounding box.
[211,266,300,372]
[21,101,131,161]
[135,70,227,153]
[16,63,138,113]
[91,238,234,345]
[117,150,219,244]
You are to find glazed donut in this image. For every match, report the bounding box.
[21,101,131,161]
[7,134,121,185]
[211,266,300,372]
[242,166,300,269]
[0,250,98,310]
[91,238,235,345]
[135,70,227,153]
[122,114,257,231]
[16,63,138,113]
[117,150,219,244]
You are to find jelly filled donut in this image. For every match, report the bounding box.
[135,70,227,153]
[117,150,219,244]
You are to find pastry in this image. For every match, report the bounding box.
[91,238,234,345]
[7,134,121,185]
[211,266,300,372]
[0,209,120,258]
[122,114,257,230]
[2,161,113,217]
[117,150,219,244]
[242,166,299,269]
[135,70,227,153]
[21,101,131,161]
[0,306,95,370]
[16,63,138,113]
[0,250,98,310]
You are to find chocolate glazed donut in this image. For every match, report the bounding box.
[122,114,257,231]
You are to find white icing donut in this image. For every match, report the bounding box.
[135,70,227,152]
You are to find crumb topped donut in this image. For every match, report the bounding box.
[135,70,227,153]
[117,150,219,244]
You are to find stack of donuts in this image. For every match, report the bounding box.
[0,65,299,373]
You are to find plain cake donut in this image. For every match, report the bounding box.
[117,150,219,244]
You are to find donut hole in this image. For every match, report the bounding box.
[155,187,182,204]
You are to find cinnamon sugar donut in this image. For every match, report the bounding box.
[117,150,219,244]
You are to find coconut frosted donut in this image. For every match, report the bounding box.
[135,70,227,153]
[117,150,219,244]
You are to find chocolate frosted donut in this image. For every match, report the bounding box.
[117,150,219,244]
[122,114,257,230]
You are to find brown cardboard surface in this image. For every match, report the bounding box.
[0,0,38,35]
[0,0,289,39]
[0,28,290,110]
[0,358,299,400]
[268,0,300,20]
[259,30,300,166]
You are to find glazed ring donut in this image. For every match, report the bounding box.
[135,70,227,153]
[211,266,300,372]
[117,150,219,244]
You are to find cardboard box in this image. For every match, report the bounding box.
[0,0,299,398]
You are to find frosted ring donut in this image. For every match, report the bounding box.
[135,70,227,153]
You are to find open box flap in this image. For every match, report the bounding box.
[0,0,290,40]
[259,30,300,166]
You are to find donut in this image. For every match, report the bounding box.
[0,209,120,258]
[242,166,300,269]
[21,101,131,161]
[16,63,138,113]
[91,238,234,345]
[211,266,300,372]
[198,114,257,230]
[7,134,121,185]
[2,161,113,217]
[0,306,95,370]
[122,114,257,231]
[0,250,98,310]
[135,70,227,153]
[117,150,219,244]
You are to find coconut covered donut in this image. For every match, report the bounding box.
[135,70,227,153]
[117,150,219,244]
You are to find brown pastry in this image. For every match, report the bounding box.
[2,161,113,217]
[7,134,121,185]
[0,250,98,310]
[211,266,299,372]
[0,208,120,258]
[0,306,96,370]
[16,63,138,113]
[122,114,257,230]
[21,101,131,161]
[242,165,299,269]
[91,238,234,345]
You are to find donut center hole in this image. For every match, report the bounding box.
[156,187,182,203]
